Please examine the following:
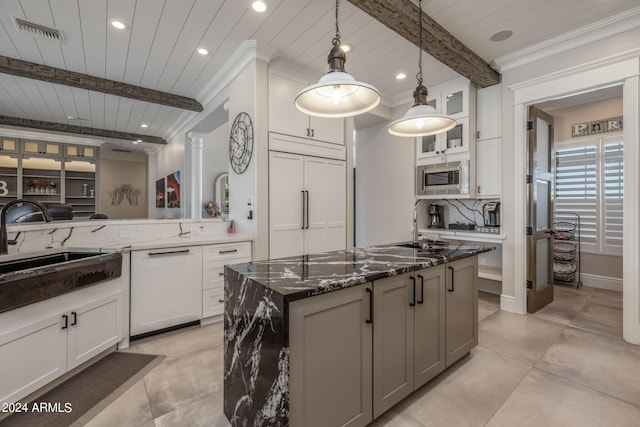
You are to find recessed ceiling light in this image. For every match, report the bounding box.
[134,139,141,144]
[396,73,407,80]
[490,29,513,42]
[252,1,268,12]
[340,43,352,53]
[140,123,148,128]
[110,20,127,30]
[67,115,77,120]
[197,47,209,55]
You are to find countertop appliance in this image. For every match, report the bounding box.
[428,203,445,228]
[416,160,470,197]
[483,201,501,226]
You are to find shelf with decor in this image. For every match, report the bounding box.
[0,155,19,209]
[64,160,96,219]
[21,157,62,204]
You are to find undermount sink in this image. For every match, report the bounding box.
[0,251,122,313]
[394,242,446,253]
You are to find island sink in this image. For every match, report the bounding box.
[0,250,122,313]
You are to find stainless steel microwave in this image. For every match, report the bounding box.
[417,160,470,196]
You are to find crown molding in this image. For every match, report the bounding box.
[494,5,640,72]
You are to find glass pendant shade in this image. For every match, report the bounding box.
[295,45,380,118]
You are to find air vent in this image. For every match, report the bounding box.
[112,148,133,153]
[13,17,63,43]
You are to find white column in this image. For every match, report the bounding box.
[187,132,204,219]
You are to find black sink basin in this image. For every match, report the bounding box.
[0,251,122,313]
[394,242,446,254]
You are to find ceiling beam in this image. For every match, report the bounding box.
[0,55,203,112]
[347,0,500,88]
[0,115,167,145]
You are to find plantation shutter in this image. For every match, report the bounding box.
[554,143,597,246]
[603,141,623,253]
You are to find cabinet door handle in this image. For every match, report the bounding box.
[70,311,77,326]
[417,274,424,304]
[61,314,68,330]
[410,276,416,306]
[148,249,190,256]
[306,128,310,137]
[218,272,225,276]
[301,190,306,229]
[218,298,224,303]
[305,191,309,229]
[448,266,455,292]
[478,186,481,194]
[311,129,315,138]
[218,249,238,254]
[365,287,373,324]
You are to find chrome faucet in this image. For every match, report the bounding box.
[0,199,53,255]
[413,199,421,245]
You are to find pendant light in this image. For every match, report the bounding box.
[295,0,381,118]
[388,0,456,137]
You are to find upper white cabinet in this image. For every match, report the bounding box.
[416,78,476,161]
[475,84,503,198]
[268,69,344,145]
[476,84,502,141]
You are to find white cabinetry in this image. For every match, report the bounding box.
[268,69,344,145]
[476,84,502,198]
[0,280,123,405]
[417,78,476,161]
[130,247,203,336]
[202,242,251,318]
[269,151,346,259]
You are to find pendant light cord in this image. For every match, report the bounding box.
[417,0,423,86]
[333,0,341,46]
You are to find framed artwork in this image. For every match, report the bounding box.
[166,171,180,208]
[155,178,165,208]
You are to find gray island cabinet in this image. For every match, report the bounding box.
[224,243,489,427]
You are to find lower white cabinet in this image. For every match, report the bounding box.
[0,281,123,405]
[202,242,251,318]
[269,151,346,258]
[476,137,502,197]
[130,246,203,336]
[289,283,373,427]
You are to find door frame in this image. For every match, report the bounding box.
[509,55,640,345]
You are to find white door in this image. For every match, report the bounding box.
[67,291,123,370]
[269,151,305,258]
[304,157,347,255]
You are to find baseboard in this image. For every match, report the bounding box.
[580,273,623,292]
[500,294,518,313]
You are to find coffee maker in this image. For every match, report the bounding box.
[483,202,501,227]
[428,203,445,229]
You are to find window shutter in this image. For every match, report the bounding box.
[603,141,623,252]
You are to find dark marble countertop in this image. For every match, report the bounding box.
[226,242,493,302]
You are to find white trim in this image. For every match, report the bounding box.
[499,294,518,313]
[512,103,527,315]
[580,274,623,292]
[165,40,259,142]
[268,132,346,160]
[623,75,640,345]
[0,126,103,146]
[494,6,640,72]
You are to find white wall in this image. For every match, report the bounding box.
[202,123,229,209]
[355,118,414,247]
[153,133,187,219]
[99,153,147,219]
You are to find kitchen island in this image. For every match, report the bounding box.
[223,242,492,427]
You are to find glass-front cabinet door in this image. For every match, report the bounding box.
[417,117,469,159]
[0,137,19,154]
[0,155,18,209]
[21,140,61,156]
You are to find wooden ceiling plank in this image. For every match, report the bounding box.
[51,0,87,74]
[0,114,167,144]
[105,0,135,82]
[0,55,204,112]
[347,0,500,88]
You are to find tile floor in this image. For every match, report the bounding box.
[84,285,640,427]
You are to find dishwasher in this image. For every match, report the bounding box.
[130,246,203,338]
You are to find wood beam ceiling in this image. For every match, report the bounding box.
[0,115,167,145]
[348,0,500,88]
[0,55,203,112]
